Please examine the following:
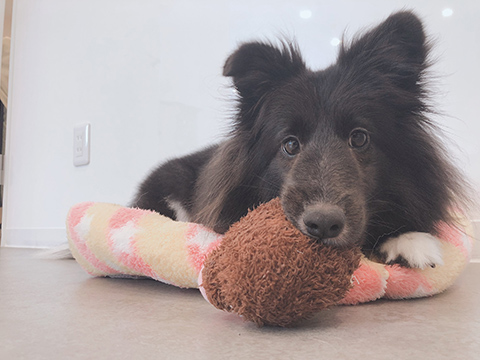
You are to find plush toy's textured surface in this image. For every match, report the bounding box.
[66,202,222,288]
[66,199,473,327]
[200,199,362,326]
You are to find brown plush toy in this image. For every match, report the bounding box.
[201,198,362,327]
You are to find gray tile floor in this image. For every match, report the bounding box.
[1,247,479,360]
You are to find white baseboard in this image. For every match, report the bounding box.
[1,228,67,248]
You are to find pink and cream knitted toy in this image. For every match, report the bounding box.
[66,198,473,327]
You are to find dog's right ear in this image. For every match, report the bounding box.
[223,41,305,108]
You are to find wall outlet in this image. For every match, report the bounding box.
[73,123,90,166]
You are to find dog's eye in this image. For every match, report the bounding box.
[282,136,301,156]
[348,128,369,149]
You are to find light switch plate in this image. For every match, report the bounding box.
[73,123,90,166]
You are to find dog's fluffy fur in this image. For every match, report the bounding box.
[132,11,469,268]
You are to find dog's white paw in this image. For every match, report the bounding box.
[379,232,444,269]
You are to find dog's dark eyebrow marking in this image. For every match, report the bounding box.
[349,117,373,130]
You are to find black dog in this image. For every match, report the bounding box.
[132,11,468,268]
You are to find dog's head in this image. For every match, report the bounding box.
[223,11,464,248]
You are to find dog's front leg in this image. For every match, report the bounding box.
[378,232,444,269]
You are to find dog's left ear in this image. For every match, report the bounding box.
[223,41,305,109]
[338,11,429,91]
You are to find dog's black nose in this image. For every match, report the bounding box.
[302,205,345,240]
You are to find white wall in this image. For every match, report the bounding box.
[2,0,479,247]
